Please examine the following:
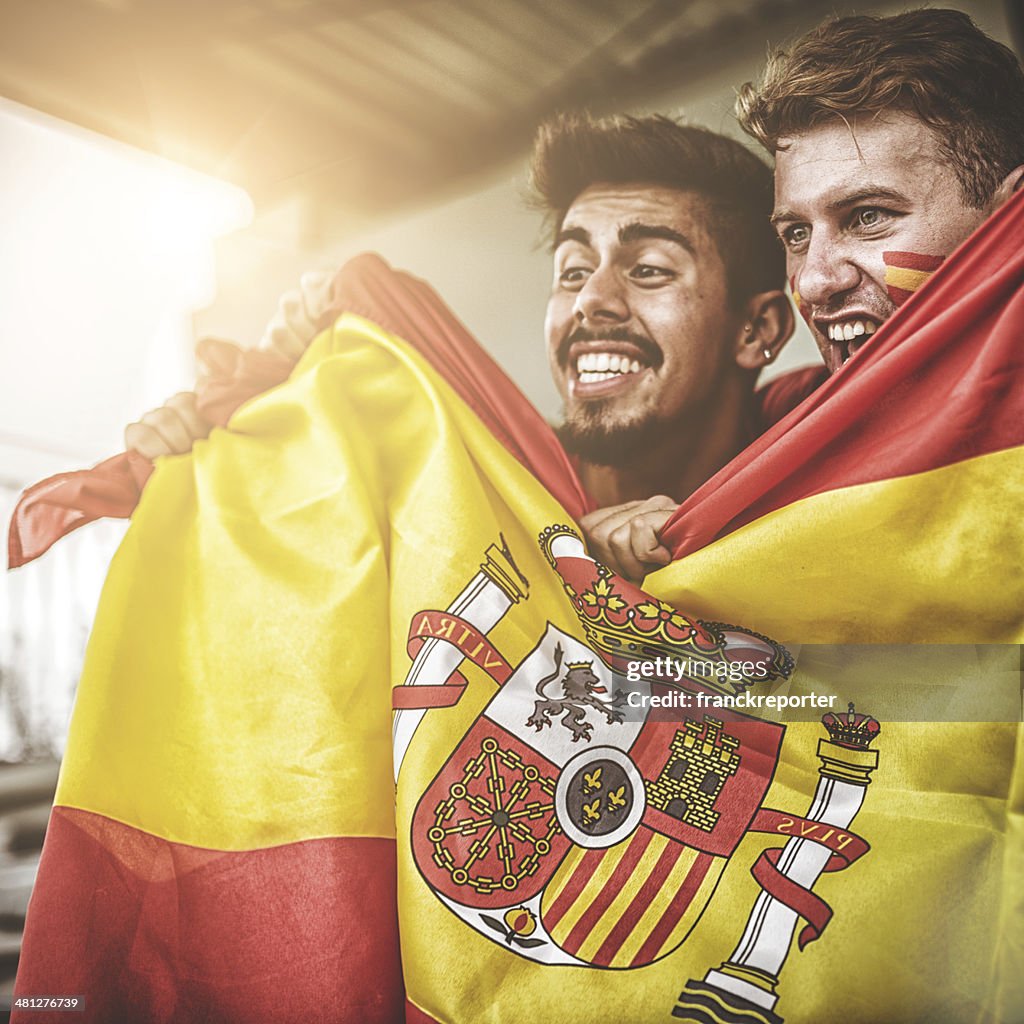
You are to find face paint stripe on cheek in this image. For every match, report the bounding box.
[789,274,812,326]
[883,250,945,307]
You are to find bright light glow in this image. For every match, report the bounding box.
[0,101,254,761]
[0,97,253,476]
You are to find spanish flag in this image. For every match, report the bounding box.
[12,188,1024,1024]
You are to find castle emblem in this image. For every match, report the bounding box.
[647,717,740,832]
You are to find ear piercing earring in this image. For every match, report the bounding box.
[744,323,771,360]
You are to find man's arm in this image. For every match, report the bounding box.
[124,392,212,458]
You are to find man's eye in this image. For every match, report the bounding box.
[558,267,590,288]
[853,207,891,229]
[780,224,810,251]
[631,264,673,283]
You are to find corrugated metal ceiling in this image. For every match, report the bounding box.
[0,0,838,238]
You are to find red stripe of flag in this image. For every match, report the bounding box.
[629,852,713,967]
[405,1000,441,1023]
[592,836,686,966]
[560,828,654,957]
[541,847,607,931]
[14,807,404,1024]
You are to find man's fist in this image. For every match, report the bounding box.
[579,495,679,583]
[124,391,211,459]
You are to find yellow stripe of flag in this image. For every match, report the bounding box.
[645,445,1024,643]
[55,313,571,850]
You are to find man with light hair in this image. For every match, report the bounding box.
[737,7,1024,371]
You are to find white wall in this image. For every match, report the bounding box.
[0,99,252,484]
[0,101,249,759]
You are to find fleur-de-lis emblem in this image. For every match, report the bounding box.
[582,768,602,794]
[607,785,627,813]
[582,799,602,826]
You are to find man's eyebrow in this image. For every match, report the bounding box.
[771,186,913,225]
[770,208,799,227]
[618,221,695,254]
[553,225,590,250]
[828,186,912,211]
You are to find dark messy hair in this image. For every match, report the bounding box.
[530,113,784,305]
[736,8,1024,207]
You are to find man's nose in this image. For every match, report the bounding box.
[573,266,629,323]
[795,232,861,308]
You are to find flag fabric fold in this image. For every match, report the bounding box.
[14,306,592,1023]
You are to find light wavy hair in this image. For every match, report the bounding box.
[735,9,1024,206]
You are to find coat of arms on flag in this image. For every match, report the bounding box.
[394,525,880,1018]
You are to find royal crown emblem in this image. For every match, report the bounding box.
[539,524,793,694]
[822,702,882,748]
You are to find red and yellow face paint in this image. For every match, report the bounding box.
[790,252,945,329]
[883,250,945,306]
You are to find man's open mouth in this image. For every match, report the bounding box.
[815,316,882,369]
[562,327,661,396]
[567,337,658,395]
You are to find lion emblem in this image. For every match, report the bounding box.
[525,644,627,742]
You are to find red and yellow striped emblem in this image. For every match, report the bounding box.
[541,829,718,967]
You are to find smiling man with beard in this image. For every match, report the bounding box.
[115,115,805,584]
[533,115,800,579]
[538,122,791,493]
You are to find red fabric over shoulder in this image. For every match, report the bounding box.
[756,365,827,428]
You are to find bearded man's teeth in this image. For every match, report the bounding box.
[576,353,645,379]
